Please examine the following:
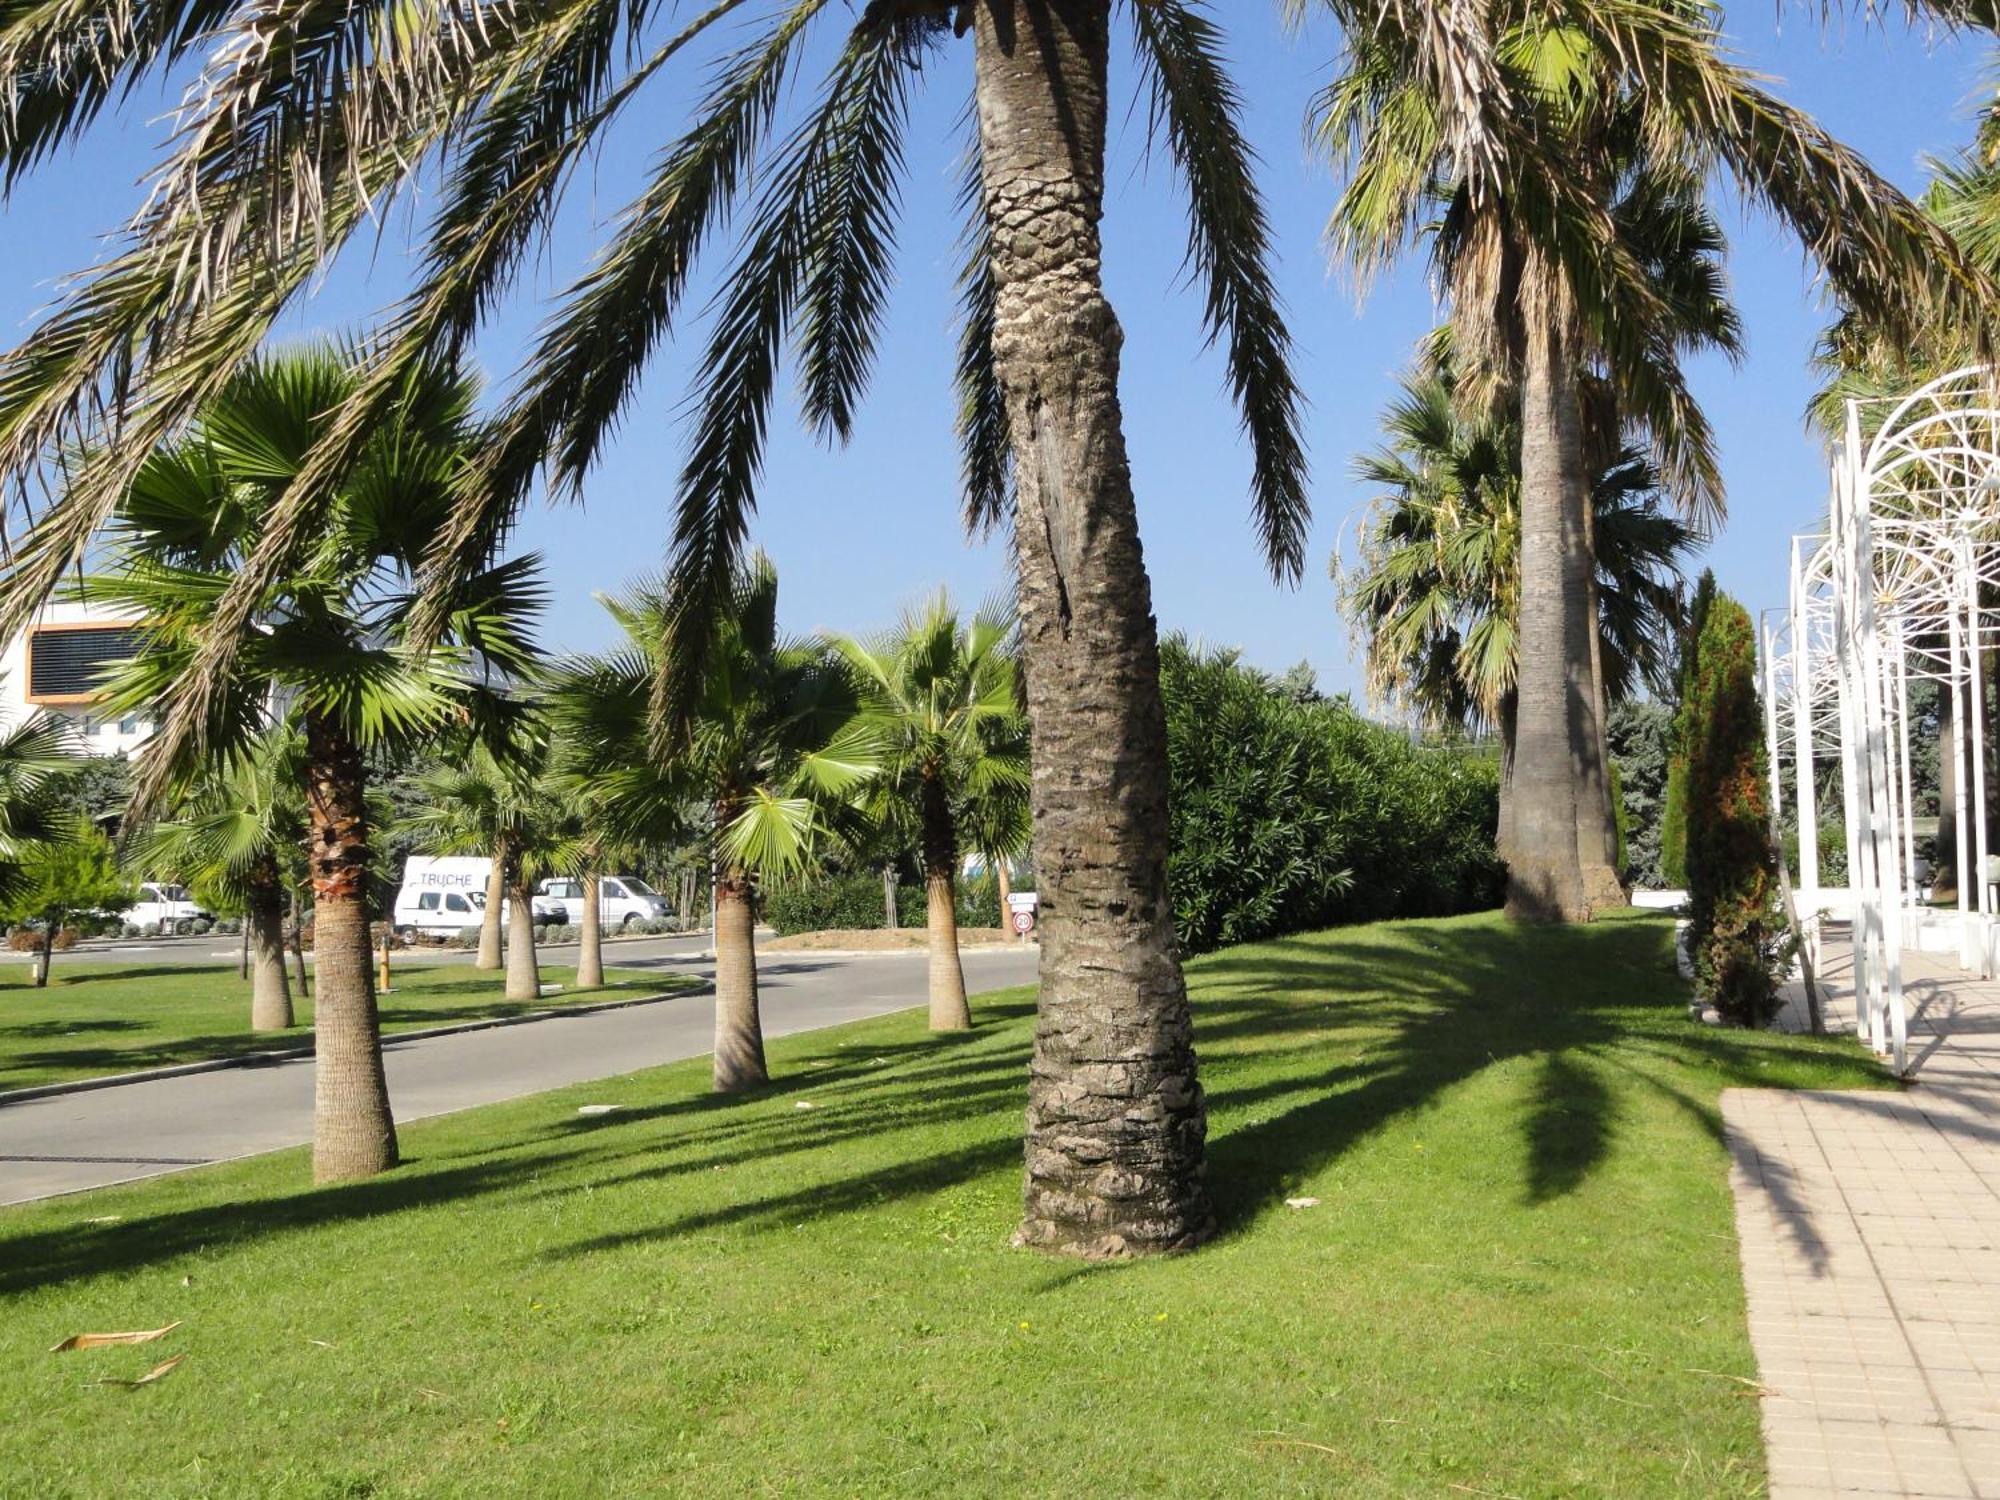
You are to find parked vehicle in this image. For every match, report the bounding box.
[393,856,567,940]
[537,875,674,931]
[128,882,212,934]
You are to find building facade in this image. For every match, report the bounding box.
[0,601,154,756]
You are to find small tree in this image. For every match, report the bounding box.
[1659,571,1718,888]
[1682,593,1787,1026]
[4,819,136,986]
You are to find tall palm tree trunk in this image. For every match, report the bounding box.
[974,0,1212,1258]
[1937,677,1961,901]
[302,710,397,1182]
[576,868,604,989]
[1495,688,1519,864]
[247,855,294,1031]
[1574,505,1625,908]
[922,776,971,1031]
[33,925,52,986]
[288,887,311,999]
[475,845,506,969]
[504,865,541,1003]
[712,841,767,1091]
[1505,253,1592,922]
[995,855,1013,926]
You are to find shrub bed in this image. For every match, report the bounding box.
[1161,636,1503,955]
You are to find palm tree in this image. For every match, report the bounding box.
[1342,359,1699,851]
[0,713,82,977]
[86,345,546,1183]
[132,726,307,1031]
[408,738,572,1004]
[832,594,1030,1030]
[549,557,870,1092]
[1304,0,2000,919]
[546,746,691,993]
[0,0,1304,1259]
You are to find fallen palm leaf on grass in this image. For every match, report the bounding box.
[95,1354,186,1388]
[49,1321,182,1353]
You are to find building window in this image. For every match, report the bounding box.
[25,624,144,703]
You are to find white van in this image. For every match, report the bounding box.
[127,882,211,934]
[394,856,569,940]
[537,875,673,931]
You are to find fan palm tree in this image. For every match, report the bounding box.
[407,737,573,1004]
[0,0,1304,1259]
[0,712,81,978]
[1303,0,2000,920]
[831,594,1030,1030]
[85,344,547,1183]
[1342,361,1697,849]
[131,725,307,1031]
[549,557,871,1092]
[546,746,691,992]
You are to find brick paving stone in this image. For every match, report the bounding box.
[1731,937,2000,1498]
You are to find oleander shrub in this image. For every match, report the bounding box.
[7,926,78,951]
[764,873,995,936]
[1160,636,1503,955]
[1682,593,1788,1026]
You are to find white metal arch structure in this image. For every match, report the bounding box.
[1770,366,2000,1075]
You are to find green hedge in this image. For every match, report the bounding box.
[764,871,1000,936]
[1161,637,1503,955]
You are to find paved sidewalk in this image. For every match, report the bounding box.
[1,947,1039,1205]
[1725,940,2000,1498]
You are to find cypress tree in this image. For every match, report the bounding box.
[1683,591,1786,1026]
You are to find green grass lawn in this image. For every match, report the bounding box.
[0,910,1883,1497]
[0,961,697,1092]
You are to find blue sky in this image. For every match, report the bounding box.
[0,7,1990,704]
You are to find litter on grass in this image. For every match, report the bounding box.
[96,1354,186,1388]
[49,1321,182,1353]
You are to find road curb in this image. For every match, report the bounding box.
[764,944,1039,960]
[0,983,711,1108]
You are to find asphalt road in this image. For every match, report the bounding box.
[0,945,1040,1206]
[10,929,724,970]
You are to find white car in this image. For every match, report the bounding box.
[537,875,673,931]
[127,882,211,934]
[394,856,569,940]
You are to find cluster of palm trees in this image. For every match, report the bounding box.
[74,341,1031,1179]
[2,1,1997,1257]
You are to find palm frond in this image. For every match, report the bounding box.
[953,131,1011,533]
[1131,0,1309,581]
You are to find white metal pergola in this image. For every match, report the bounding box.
[1766,366,2000,1077]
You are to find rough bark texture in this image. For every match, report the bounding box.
[995,856,1013,924]
[504,872,540,1003]
[475,847,506,969]
[248,859,295,1031]
[1505,252,1592,922]
[882,865,899,929]
[303,710,398,1182]
[922,775,972,1030]
[576,870,604,989]
[974,0,1212,1257]
[34,928,50,986]
[711,865,767,1091]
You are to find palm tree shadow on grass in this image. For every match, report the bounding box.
[1,917,1875,1291]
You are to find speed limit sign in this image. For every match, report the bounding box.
[1007,892,1038,936]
